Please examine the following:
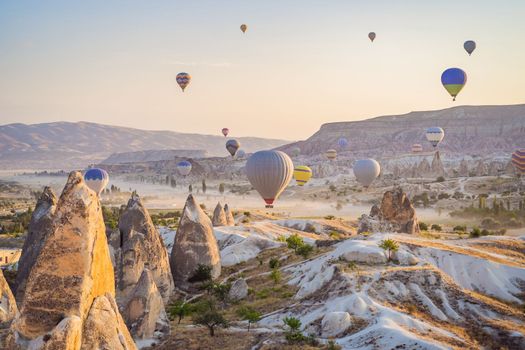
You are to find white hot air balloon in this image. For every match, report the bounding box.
[245,150,293,208]
[353,159,380,188]
[236,149,246,159]
[84,168,109,195]
[426,127,445,148]
[177,160,192,176]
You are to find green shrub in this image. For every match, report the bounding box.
[269,258,280,269]
[430,224,442,231]
[418,222,428,231]
[296,244,314,259]
[436,176,445,182]
[453,225,467,232]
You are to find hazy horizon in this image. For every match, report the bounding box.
[1,0,525,140]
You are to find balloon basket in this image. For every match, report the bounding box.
[265,205,274,209]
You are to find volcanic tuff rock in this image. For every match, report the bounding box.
[212,202,227,227]
[116,192,174,304]
[430,151,445,177]
[458,159,469,177]
[228,279,248,301]
[358,187,420,234]
[321,312,352,338]
[170,195,221,291]
[121,269,169,340]
[14,186,57,304]
[6,171,136,350]
[224,204,235,226]
[0,269,17,323]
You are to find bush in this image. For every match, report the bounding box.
[436,176,445,182]
[418,222,428,231]
[269,258,280,269]
[453,225,467,232]
[188,264,213,283]
[430,224,442,231]
[469,227,481,238]
[296,244,314,259]
[324,215,336,220]
[437,193,450,200]
[286,234,304,252]
[270,269,281,284]
[481,217,501,229]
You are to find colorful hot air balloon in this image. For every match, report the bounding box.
[226,139,240,157]
[511,149,525,174]
[325,149,337,161]
[426,127,445,148]
[353,159,380,188]
[221,128,229,137]
[464,40,476,56]
[290,147,301,157]
[236,149,246,159]
[411,144,423,153]
[177,160,192,176]
[441,68,467,101]
[293,166,312,186]
[84,168,109,195]
[240,24,247,33]
[176,72,191,92]
[338,137,349,149]
[246,151,293,208]
[368,32,376,42]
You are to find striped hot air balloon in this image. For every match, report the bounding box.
[426,127,445,148]
[411,144,423,153]
[176,72,191,92]
[293,166,312,186]
[84,168,109,195]
[246,151,293,208]
[441,68,467,101]
[177,160,192,176]
[511,149,525,174]
[325,149,337,161]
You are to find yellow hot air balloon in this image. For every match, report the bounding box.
[293,166,312,186]
[240,24,247,33]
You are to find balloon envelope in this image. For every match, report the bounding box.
[411,144,423,153]
[325,149,337,160]
[240,24,247,33]
[464,40,476,55]
[176,72,191,92]
[293,166,312,186]
[368,32,376,42]
[441,68,466,100]
[84,168,109,195]
[221,128,229,137]
[246,151,293,207]
[511,149,525,174]
[338,137,349,149]
[353,159,380,187]
[426,127,445,148]
[236,149,246,159]
[177,160,192,176]
[226,139,240,157]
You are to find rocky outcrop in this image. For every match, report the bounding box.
[116,192,174,304]
[121,269,169,340]
[430,151,445,177]
[228,279,248,301]
[321,312,352,337]
[212,202,227,227]
[170,195,221,291]
[14,187,57,304]
[224,204,235,226]
[0,269,17,323]
[7,171,136,350]
[458,159,469,177]
[475,160,488,177]
[416,159,431,177]
[358,188,420,234]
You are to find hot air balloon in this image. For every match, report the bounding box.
[177,160,192,176]
[236,149,246,159]
[338,137,349,149]
[353,159,380,188]
[325,149,337,161]
[226,139,240,157]
[246,151,293,208]
[176,72,191,92]
[368,32,376,42]
[221,128,229,137]
[290,147,301,157]
[411,144,423,153]
[240,24,247,33]
[426,127,445,148]
[511,149,525,174]
[293,166,312,186]
[84,168,109,195]
[464,40,476,56]
[441,68,466,101]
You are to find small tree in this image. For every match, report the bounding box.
[202,179,207,193]
[418,222,428,231]
[296,244,314,259]
[379,239,399,261]
[193,302,229,337]
[286,234,304,253]
[237,306,261,331]
[431,224,442,231]
[283,316,303,343]
[189,184,193,193]
[219,183,225,195]
[211,282,231,305]
[188,264,213,283]
[270,269,281,284]
[269,257,280,269]
[169,300,193,324]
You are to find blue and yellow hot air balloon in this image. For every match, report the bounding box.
[441,68,467,101]
[84,168,109,195]
[511,149,525,174]
[293,166,312,186]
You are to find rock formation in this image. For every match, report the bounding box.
[321,312,352,337]
[430,151,445,177]
[224,204,235,226]
[170,195,221,291]
[416,159,431,177]
[7,171,136,350]
[121,269,169,340]
[358,187,420,234]
[458,159,469,177]
[14,187,57,304]
[475,160,488,176]
[228,278,248,301]
[116,192,174,304]
[0,269,17,323]
[212,202,227,227]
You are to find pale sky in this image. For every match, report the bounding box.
[1,0,524,140]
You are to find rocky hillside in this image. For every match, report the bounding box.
[0,122,288,169]
[280,104,525,158]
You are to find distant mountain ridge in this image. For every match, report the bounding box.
[0,121,289,169]
[279,104,525,159]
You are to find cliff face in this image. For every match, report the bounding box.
[279,105,525,158]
